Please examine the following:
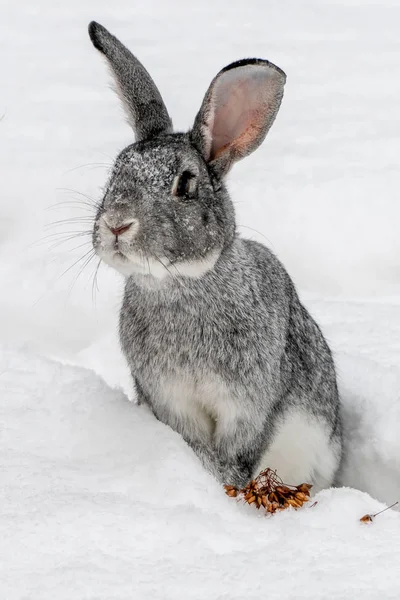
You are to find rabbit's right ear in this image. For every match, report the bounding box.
[191,59,286,176]
[88,22,172,141]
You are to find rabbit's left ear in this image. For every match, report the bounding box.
[88,22,172,141]
[191,59,286,176]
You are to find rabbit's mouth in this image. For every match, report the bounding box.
[98,246,171,279]
[97,246,149,278]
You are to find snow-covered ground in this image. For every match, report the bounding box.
[1,1,400,598]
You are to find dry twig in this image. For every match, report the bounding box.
[360,501,398,524]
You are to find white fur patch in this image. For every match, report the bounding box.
[155,376,215,442]
[256,410,339,492]
[98,246,220,281]
[169,252,220,279]
[153,372,238,444]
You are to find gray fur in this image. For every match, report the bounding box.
[88,22,172,140]
[89,23,342,489]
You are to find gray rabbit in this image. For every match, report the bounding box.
[88,22,342,491]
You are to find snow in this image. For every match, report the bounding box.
[1,347,400,599]
[1,0,400,598]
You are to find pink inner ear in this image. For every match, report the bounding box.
[209,65,281,161]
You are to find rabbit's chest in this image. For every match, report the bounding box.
[128,309,233,393]
[122,290,262,375]
[121,298,248,440]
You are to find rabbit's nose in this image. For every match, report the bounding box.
[104,218,135,236]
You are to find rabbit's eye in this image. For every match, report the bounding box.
[172,171,196,200]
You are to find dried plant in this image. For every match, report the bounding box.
[225,468,312,514]
[360,501,398,524]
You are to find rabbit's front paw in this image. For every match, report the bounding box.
[222,462,253,489]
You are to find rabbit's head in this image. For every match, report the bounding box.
[88,22,286,279]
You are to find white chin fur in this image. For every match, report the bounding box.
[99,249,221,280]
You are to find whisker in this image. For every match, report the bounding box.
[56,187,102,209]
[32,248,96,307]
[96,150,116,162]
[63,162,112,175]
[66,251,96,298]
[45,217,94,229]
[238,224,274,248]
[42,240,92,266]
[45,200,97,213]
[40,229,92,238]
[154,255,187,290]
[169,262,183,278]
[91,258,102,305]
[59,248,96,281]
[30,231,92,249]
[48,239,91,253]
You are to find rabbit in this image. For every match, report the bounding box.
[88,21,342,491]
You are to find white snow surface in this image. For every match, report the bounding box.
[1,1,400,598]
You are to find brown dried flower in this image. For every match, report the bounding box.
[224,468,312,515]
[360,501,398,524]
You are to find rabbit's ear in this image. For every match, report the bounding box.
[88,22,172,141]
[191,59,286,175]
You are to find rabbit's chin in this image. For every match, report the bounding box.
[98,248,221,280]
